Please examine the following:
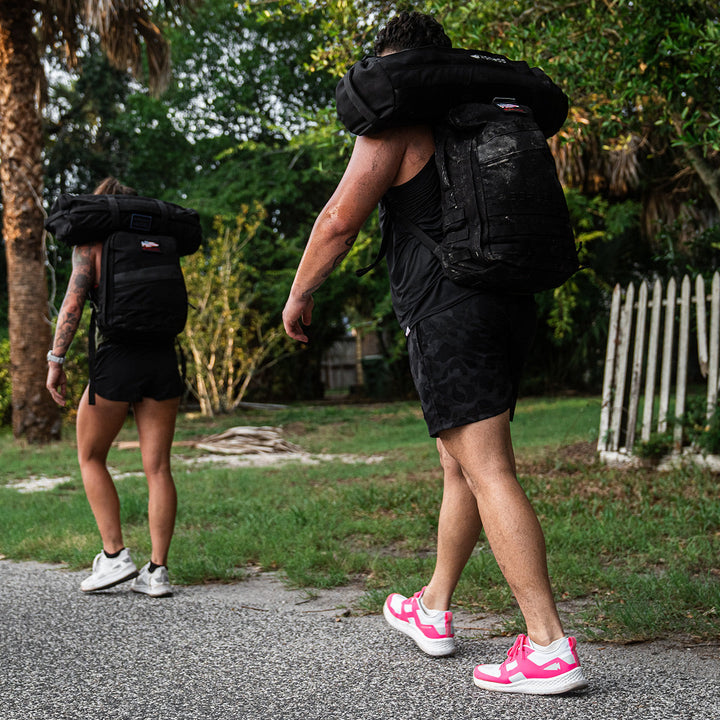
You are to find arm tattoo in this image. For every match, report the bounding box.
[301,235,357,300]
[52,245,95,354]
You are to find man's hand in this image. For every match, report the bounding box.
[46,363,67,406]
[282,292,314,343]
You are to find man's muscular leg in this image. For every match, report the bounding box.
[439,411,564,646]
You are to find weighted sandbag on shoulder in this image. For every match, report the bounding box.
[46,193,202,256]
[336,46,568,138]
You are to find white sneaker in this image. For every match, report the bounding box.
[131,563,172,597]
[383,587,457,657]
[473,634,589,695]
[80,548,138,592]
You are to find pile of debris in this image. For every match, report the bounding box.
[194,426,302,455]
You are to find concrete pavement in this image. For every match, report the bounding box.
[0,560,718,720]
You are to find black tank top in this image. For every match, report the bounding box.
[380,158,477,332]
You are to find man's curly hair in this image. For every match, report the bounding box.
[374,11,452,55]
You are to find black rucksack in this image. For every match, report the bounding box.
[45,193,202,403]
[85,228,192,404]
[397,100,578,293]
[45,194,201,340]
[93,230,189,344]
[338,49,579,293]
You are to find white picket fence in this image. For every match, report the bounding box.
[598,272,720,458]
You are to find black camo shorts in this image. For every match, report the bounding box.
[407,293,537,437]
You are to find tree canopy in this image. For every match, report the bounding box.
[2,0,718,432]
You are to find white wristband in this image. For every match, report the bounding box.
[47,351,66,365]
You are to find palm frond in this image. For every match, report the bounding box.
[83,0,173,94]
[37,0,195,95]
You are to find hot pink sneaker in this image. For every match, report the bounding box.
[383,587,456,657]
[473,634,588,694]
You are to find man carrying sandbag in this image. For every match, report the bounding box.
[282,11,587,695]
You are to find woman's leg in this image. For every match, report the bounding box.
[76,388,130,552]
[133,397,180,567]
[422,438,483,611]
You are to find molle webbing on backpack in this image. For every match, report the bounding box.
[86,231,191,405]
[45,194,202,257]
[336,46,569,139]
[418,102,577,293]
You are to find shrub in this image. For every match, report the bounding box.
[634,431,674,461]
[0,337,10,426]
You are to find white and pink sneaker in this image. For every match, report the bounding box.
[473,634,588,695]
[383,587,456,657]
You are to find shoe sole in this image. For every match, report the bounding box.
[383,602,457,657]
[131,583,173,597]
[81,568,139,593]
[473,667,589,695]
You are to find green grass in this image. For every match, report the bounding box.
[1,395,718,642]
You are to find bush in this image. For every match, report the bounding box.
[683,396,720,455]
[0,337,10,426]
[634,431,674,461]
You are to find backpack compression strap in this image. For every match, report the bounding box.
[88,307,97,406]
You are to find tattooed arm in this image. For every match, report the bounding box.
[46,244,97,406]
[282,129,411,343]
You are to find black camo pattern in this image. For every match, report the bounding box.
[407,293,536,437]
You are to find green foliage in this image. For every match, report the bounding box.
[523,190,644,392]
[161,0,338,142]
[0,338,10,426]
[681,396,720,455]
[634,431,674,461]
[652,218,720,277]
[182,208,292,414]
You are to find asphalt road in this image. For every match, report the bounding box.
[0,560,717,720]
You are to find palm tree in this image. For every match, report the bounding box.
[0,1,193,442]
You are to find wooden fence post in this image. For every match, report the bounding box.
[708,272,720,419]
[696,275,708,378]
[674,276,691,450]
[658,278,677,434]
[610,283,635,451]
[598,284,622,453]
[641,279,663,442]
[625,281,648,451]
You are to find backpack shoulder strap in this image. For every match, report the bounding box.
[87,305,97,406]
[355,208,442,278]
[392,211,440,256]
[355,232,389,277]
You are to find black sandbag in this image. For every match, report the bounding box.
[45,194,202,256]
[336,46,568,138]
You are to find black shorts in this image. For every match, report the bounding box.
[93,342,184,403]
[407,293,536,437]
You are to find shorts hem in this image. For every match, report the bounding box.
[428,406,513,438]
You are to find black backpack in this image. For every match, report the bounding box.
[338,49,579,293]
[45,193,202,403]
[93,230,189,344]
[85,228,191,404]
[397,100,578,293]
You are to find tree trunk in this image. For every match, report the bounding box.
[670,113,720,215]
[0,3,61,442]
